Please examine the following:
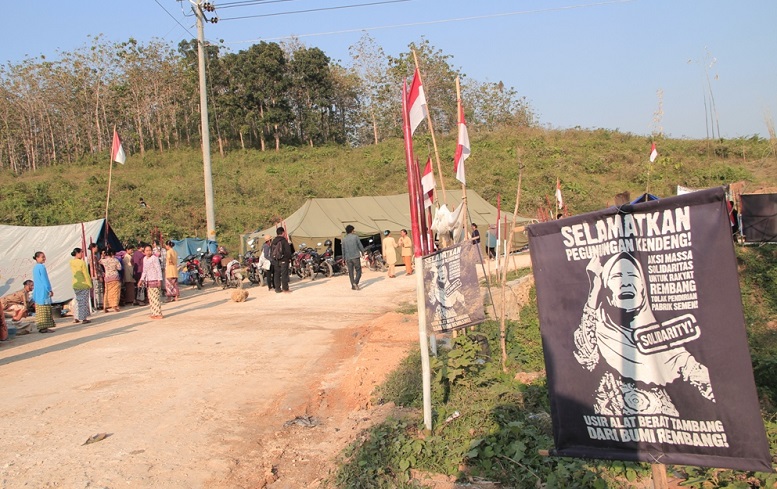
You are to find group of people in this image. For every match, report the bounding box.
[0,241,183,341]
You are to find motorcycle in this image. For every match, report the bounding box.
[180,253,204,290]
[208,246,229,285]
[242,249,263,286]
[223,258,244,289]
[306,244,333,280]
[291,244,314,280]
[320,240,346,276]
[364,240,386,272]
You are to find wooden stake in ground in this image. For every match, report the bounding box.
[500,157,524,373]
[651,463,668,489]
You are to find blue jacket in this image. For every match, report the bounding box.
[32,263,52,305]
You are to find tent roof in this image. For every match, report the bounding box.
[0,219,120,303]
[248,190,533,248]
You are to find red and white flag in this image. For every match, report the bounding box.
[111,128,126,164]
[649,141,658,163]
[454,104,470,184]
[407,67,428,136]
[421,158,435,209]
[555,178,563,208]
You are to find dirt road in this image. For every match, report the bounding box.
[0,268,421,488]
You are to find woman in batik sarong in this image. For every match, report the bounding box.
[32,251,56,332]
[70,248,93,324]
[100,248,122,313]
[573,252,713,416]
[164,241,179,302]
[139,245,164,320]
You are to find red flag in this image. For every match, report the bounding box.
[555,178,563,208]
[407,68,427,136]
[111,128,126,164]
[649,141,658,163]
[421,158,435,209]
[454,104,470,184]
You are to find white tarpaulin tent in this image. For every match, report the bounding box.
[0,219,113,303]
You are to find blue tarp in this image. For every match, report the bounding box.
[172,238,217,284]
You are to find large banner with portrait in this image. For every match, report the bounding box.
[526,187,771,471]
[423,240,484,333]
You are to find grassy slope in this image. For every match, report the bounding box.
[1,127,774,252]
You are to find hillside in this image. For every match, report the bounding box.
[0,127,774,251]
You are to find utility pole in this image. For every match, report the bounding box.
[192,0,217,243]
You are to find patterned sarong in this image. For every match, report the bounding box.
[148,287,162,317]
[165,278,179,300]
[104,280,121,309]
[35,304,55,331]
[73,289,91,321]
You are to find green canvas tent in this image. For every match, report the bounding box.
[243,190,534,254]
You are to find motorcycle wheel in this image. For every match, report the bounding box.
[323,261,333,278]
[294,264,303,279]
[378,257,386,272]
[308,264,315,281]
[195,275,202,290]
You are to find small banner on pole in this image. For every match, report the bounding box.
[526,187,771,472]
[423,240,484,333]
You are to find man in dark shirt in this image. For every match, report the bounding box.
[271,227,292,293]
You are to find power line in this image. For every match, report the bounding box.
[217,0,298,9]
[224,0,634,45]
[153,0,197,38]
[218,0,412,22]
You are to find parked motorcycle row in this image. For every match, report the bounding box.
[179,239,387,289]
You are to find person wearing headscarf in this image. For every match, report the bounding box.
[139,244,164,319]
[398,229,413,275]
[164,241,179,302]
[32,251,56,332]
[573,252,713,416]
[381,230,398,278]
[100,248,122,313]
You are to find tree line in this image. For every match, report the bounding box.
[0,34,534,174]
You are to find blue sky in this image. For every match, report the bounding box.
[4,0,776,139]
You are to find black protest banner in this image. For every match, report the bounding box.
[527,187,771,472]
[423,240,484,333]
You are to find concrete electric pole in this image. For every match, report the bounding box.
[191,0,217,243]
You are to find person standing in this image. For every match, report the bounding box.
[398,229,414,275]
[471,223,481,244]
[271,228,292,293]
[382,230,398,278]
[139,245,164,319]
[88,243,104,311]
[486,225,497,260]
[100,249,122,313]
[164,241,179,302]
[342,225,365,290]
[122,244,136,305]
[68,248,93,323]
[262,235,275,291]
[132,243,147,305]
[32,251,55,333]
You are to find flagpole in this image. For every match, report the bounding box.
[413,49,447,205]
[455,76,468,242]
[105,126,115,246]
[403,80,432,431]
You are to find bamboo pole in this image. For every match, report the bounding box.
[104,126,115,247]
[455,76,468,242]
[500,156,524,373]
[412,49,447,205]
